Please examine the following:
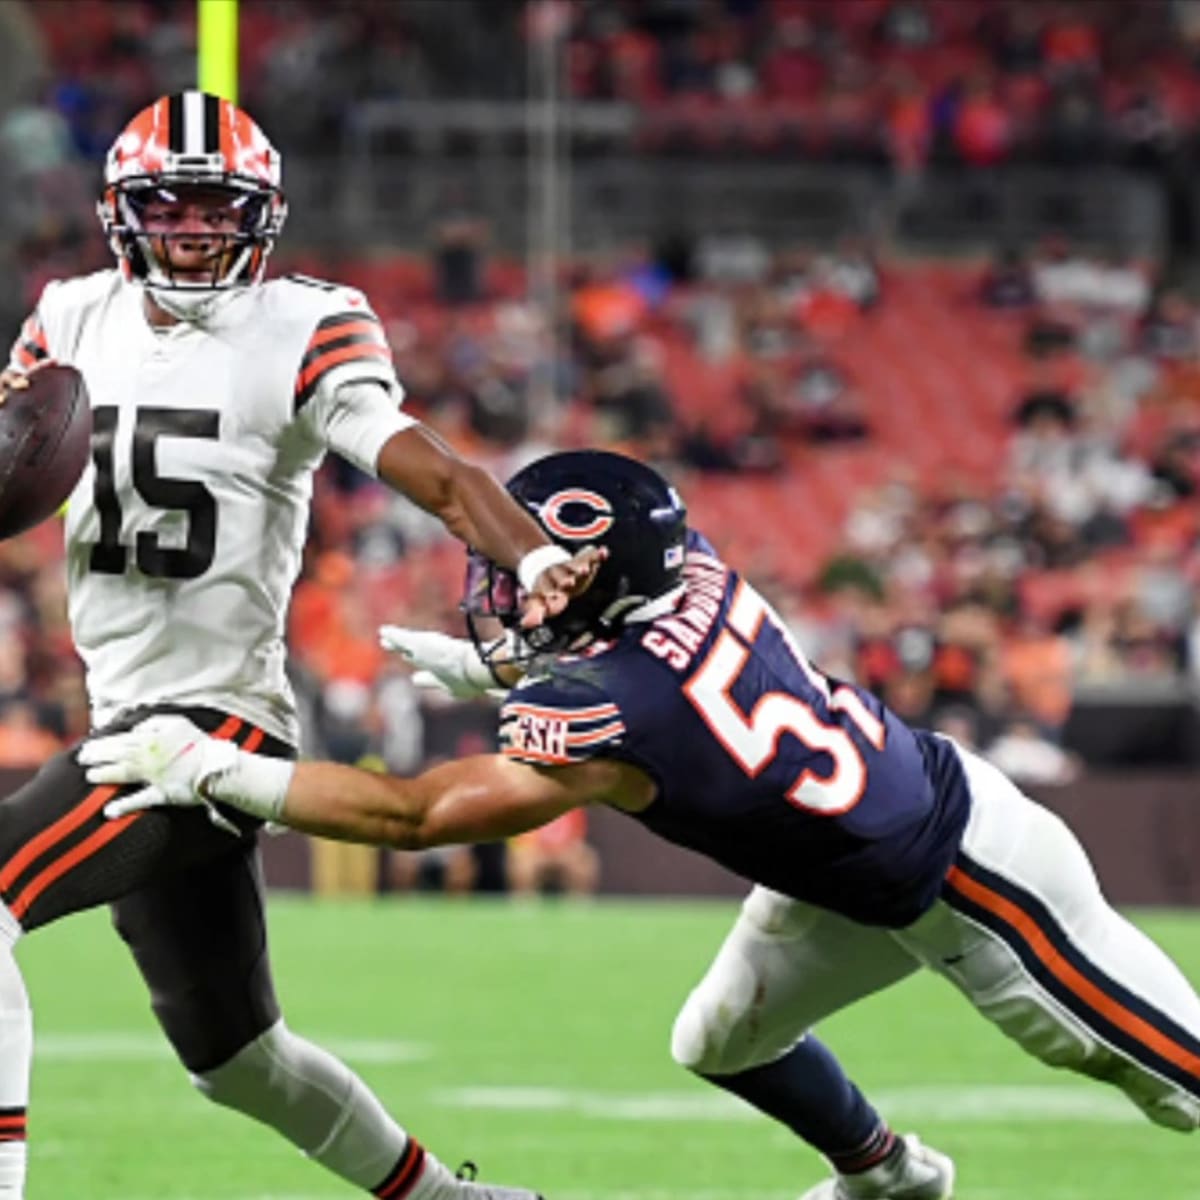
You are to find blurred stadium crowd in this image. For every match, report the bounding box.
[16,0,1200,167]
[1,0,1200,814]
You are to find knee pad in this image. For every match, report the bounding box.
[739,886,820,939]
[670,965,805,1078]
[670,890,815,1077]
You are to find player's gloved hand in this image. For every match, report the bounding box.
[78,716,243,833]
[378,625,505,699]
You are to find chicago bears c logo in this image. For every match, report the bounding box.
[540,489,614,540]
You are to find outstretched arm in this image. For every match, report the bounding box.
[376,424,601,625]
[276,753,638,849]
[81,716,656,849]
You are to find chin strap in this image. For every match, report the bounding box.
[614,583,686,626]
[144,283,239,324]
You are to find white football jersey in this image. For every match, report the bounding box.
[10,270,415,745]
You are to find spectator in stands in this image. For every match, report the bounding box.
[1115,74,1178,170]
[784,353,870,443]
[1132,539,1194,644]
[0,699,62,769]
[873,1,936,50]
[507,809,600,898]
[1011,368,1079,454]
[1002,611,1075,739]
[590,337,676,446]
[980,245,1037,308]
[986,3,1045,77]
[985,716,1081,785]
[1077,596,1183,682]
[1041,2,1102,81]
[930,704,984,753]
[1140,288,1199,360]
[1149,423,1200,501]
[883,73,933,178]
[760,10,827,103]
[432,206,488,307]
[953,76,1013,168]
[1040,78,1106,164]
[676,413,781,475]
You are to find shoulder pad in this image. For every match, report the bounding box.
[499,677,626,766]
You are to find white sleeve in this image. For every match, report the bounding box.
[302,378,417,477]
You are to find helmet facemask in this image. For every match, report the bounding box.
[101,177,285,319]
[462,553,538,684]
[462,549,630,680]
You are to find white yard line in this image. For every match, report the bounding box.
[434,1083,1140,1124]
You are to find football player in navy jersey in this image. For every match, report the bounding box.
[84,451,1200,1200]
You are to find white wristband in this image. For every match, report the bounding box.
[517,544,572,592]
[205,751,296,823]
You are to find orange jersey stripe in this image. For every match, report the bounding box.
[0,715,243,911]
[565,721,626,746]
[377,1137,424,1198]
[212,716,244,739]
[294,342,391,394]
[7,715,244,921]
[505,702,620,722]
[20,317,47,351]
[946,865,1200,1082]
[305,319,387,354]
[242,727,265,753]
[0,786,117,892]
[11,812,140,920]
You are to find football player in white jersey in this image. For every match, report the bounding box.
[0,91,596,1199]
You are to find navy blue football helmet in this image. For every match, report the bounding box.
[464,450,689,670]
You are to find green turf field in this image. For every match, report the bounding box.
[16,897,1200,1199]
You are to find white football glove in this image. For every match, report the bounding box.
[378,625,507,699]
[78,715,243,831]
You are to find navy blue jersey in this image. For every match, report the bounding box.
[499,538,971,928]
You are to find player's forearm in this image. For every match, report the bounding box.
[207,752,566,851]
[435,457,550,570]
[201,754,434,847]
[376,427,550,570]
[281,762,435,848]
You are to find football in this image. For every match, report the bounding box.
[0,364,92,539]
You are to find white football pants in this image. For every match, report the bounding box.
[670,741,1200,1131]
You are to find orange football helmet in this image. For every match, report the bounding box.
[98,91,287,314]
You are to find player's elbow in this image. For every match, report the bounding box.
[375,779,435,851]
[381,820,428,852]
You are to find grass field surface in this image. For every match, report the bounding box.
[17,897,1200,1199]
